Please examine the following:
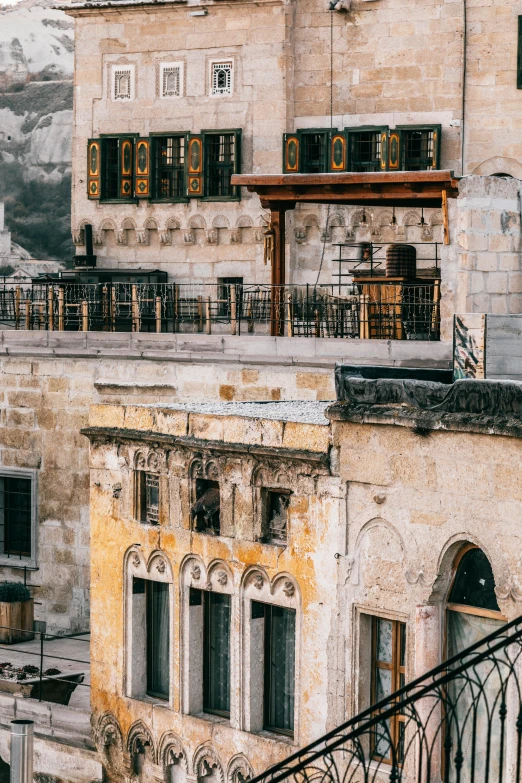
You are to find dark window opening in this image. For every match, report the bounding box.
[402,129,435,171]
[203,591,231,716]
[102,138,120,199]
[349,131,382,172]
[206,134,235,197]
[154,136,186,199]
[218,277,243,317]
[449,547,500,612]
[145,580,170,700]
[191,479,220,535]
[261,489,291,544]
[252,601,296,735]
[136,472,160,525]
[370,616,406,763]
[0,476,32,558]
[300,132,327,173]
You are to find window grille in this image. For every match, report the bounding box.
[211,62,233,96]
[161,64,181,98]
[206,134,235,197]
[370,617,406,762]
[203,591,231,716]
[0,476,32,558]
[113,67,132,100]
[300,132,328,173]
[403,129,435,171]
[137,471,160,525]
[154,136,186,199]
[349,130,382,172]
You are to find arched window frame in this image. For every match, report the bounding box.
[446,543,507,623]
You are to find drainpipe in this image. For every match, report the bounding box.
[461,0,467,176]
[10,720,34,783]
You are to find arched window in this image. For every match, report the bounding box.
[448,546,500,614]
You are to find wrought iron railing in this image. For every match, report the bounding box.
[251,616,522,783]
[0,281,441,340]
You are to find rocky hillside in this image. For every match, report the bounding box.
[0,0,74,261]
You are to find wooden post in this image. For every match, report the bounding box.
[270,206,287,337]
[58,287,64,331]
[14,287,21,330]
[48,286,54,331]
[81,300,88,331]
[230,285,237,335]
[205,296,211,335]
[111,287,116,332]
[432,279,441,334]
[131,284,139,332]
[442,190,450,246]
[38,304,44,330]
[25,295,31,331]
[155,296,162,334]
[197,295,203,332]
[286,293,293,337]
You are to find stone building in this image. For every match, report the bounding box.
[82,370,522,782]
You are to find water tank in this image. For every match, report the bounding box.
[385,244,416,278]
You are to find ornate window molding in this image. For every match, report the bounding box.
[111,64,135,102]
[210,60,233,97]
[160,62,184,98]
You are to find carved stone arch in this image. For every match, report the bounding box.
[303,213,320,228]
[402,210,421,227]
[271,572,300,604]
[147,449,166,473]
[241,564,269,595]
[227,755,253,783]
[147,550,173,581]
[125,545,146,574]
[329,213,345,228]
[144,217,159,231]
[188,214,206,230]
[127,720,156,764]
[205,459,220,481]
[134,450,147,469]
[430,210,443,226]
[158,733,188,776]
[190,457,204,479]
[236,215,253,228]
[348,517,415,587]
[93,712,125,781]
[350,209,369,228]
[166,217,181,231]
[252,464,270,487]
[207,559,234,591]
[180,553,206,586]
[212,215,229,229]
[472,156,522,178]
[78,218,92,229]
[99,218,117,231]
[377,210,394,227]
[121,217,136,230]
[193,745,224,783]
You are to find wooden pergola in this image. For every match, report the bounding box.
[230,170,459,335]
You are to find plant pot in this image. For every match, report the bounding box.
[0,599,34,644]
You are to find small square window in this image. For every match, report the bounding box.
[111,65,134,101]
[136,471,160,525]
[160,62,183,98]
[211,61,233,96]
[191,479,220,535]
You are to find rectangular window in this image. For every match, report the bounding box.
[370,617,406,763]
[300,131,328,173]
[261,489,290,544]
[136,471,159,525]
[153,136,186,199]
[211,62,233,96]
[206,134,236,198]
[160,62,183,98]
[102,138,120,200]
[252,602,296,735]
[348,130,382,172]
[145,580,170,699]
[192,479,220,535]
[0,475,32,558]
[203,591,231,716]
[402,128,436,171]
[112,65,134,101]
[217,277,243,317]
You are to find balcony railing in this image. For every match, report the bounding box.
[0,281,441,340]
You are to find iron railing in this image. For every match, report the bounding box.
[251,615,522,783]
[0,281,441,340]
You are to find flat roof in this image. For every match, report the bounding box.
[148,401,331,425]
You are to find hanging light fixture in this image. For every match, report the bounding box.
[359,210,368,228]
[263,224,275,266]
[390,208,397,228]
[417,207,426,228]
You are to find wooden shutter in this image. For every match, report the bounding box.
[231,129,242,198]
[330,132,347,172]
[87,139,101,199]
[134,138,151,198]
[380,131,389,171]
[283,134,300,173]
[388,131,401,170]
[187,135,204,197]
[431,125,442,170]
[120,137,134,198]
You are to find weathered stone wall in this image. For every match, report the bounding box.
[0,331,449,633]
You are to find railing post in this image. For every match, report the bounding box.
[48,286,54,331]
[10,720,34,783]
[230,285,237,335]
[38,304,44,331]
[38,630,44,702]
[287,293,293,337]
[24,295,31,331]
[131,284,139,332]
[14,287,21,330]
[205,296,211,335]
[155,296,162,334]
[197,295,203,332]
[81,300,88,332]
[58,287,64,331]
[111,287,116,332]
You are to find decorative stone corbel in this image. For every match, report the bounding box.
[183,230,194,245]
[294,226,307,244]
[230,229,241,244]
[421,225,433,241]
[216,570,228,586]
[93,232,103,246]
[116,230,127,246]
[72,230,85,246]
[282,580,295,597]
[395,225,406,242]
[159,231,171,246]
[320,227,332,243]
[345,227,355,241]
[205,229,218,245]
[136,230,149,245]
[253,228,264,244]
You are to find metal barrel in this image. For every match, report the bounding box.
[10,720,34,783]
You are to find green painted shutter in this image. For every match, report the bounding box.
[330,131,347,172]
[119,137,134,199]
[134,138,151,198]
[187,135,204,197]
[283,134,300,173]
[87,139,101,199]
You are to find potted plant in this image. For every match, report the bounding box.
[0,582,34,644]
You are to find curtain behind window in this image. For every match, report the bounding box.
[446,611,506,783]
[267,606,296,732]
[146,581,170,699]
[204,592,231,714]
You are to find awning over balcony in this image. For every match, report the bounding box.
[231,170,459,208]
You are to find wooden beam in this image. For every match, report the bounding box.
[442,189,450,245]
[270,207,287,337]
